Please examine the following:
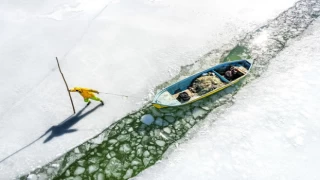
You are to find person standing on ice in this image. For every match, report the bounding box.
[69,87,104,105]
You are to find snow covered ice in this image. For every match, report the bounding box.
[0,0,315,179]
[133,18,320,180]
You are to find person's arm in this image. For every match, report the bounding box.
[69,88,76,92]
[233,67,246,75]
[88,89,99,93]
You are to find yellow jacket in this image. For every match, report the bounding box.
[69,87,99,99]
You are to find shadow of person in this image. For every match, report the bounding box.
[0,103,102,164]
[43,103,103,143]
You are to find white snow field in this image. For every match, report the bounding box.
[133,19,320,180]
[0,0,298,179]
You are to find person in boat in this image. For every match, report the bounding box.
[224,66,246,81]
[69,87,104,105]
[189,72,224,95]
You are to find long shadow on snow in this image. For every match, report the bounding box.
[0,104,102,164]
[43,103,103,143]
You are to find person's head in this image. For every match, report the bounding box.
[70,87,81,92]
[225,70,233,80]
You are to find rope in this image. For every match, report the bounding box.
[99,92,143,99]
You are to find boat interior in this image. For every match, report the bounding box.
[155,60,251,106]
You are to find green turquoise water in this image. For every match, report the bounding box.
[223,45,251,62]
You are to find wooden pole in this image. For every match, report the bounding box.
[56,57,76,114]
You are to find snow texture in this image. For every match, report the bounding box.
[0,0,298,179]
[133,18,320,180]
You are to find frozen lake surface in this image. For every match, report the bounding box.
[2,0,319,179]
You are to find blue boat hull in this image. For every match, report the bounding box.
[152,60,252,108]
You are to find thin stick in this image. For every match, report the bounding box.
[56,57,76,114]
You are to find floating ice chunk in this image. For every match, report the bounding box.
[105,158,122,176]
[163,127,171,134]
[149,144,157,149]
[123,169,133,179]
[189,119,196,126]
[176,110,185,117]
[110,151,116,157]
[108,139,117,144]
[78,160,85,166]
[51,164,59,168]
[95,172,105,180]
[192,107,207,119]
[132,159,142,166]
[89,157,100,164]
[26,174,37,180]
[160,132,169,140]
[119,143,132,154]
[65,170,70,176]
[200,106,210,111]
[142,136,151,144]
[155,117,169,126]
[137,148,143,157]
[64,176,73,180]
[90,134,104,145]
[154,129,161,137]
[143,150,150,157]
[106,153,112,159]
[156,140,166,147]
[74,166,85,175]
[151,107,163,117]
[73,176,82,180]
[125,118,134,124]
[143,158,151,166]
[174,121,182,130]
[141,114,155,125]
[113,172,122,179]
[164,115,175,123]
[37,173,48,180]
[88,165,99,174]
[46,168,54,174]
[117,134,130,142]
